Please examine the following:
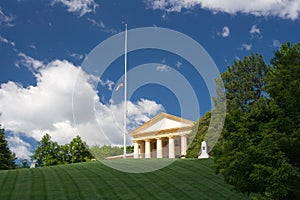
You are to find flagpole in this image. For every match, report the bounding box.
[123,23,128,159]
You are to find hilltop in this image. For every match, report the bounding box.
[0,158,248,199]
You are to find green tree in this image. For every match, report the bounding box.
[0,125,16,170]
[57,143,71,164]
[90,145,123,160]
[185,112,211,158]
[32,133,60,166]
[212,53,286,198]
[69,136,93,163]
[122,145,134,154]
[20,159,29,168]
[213,47,300,199]
[266,42,300,198]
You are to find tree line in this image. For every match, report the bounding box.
[0,126,134,169]
[31,134,93,166]
[187,42,300,199]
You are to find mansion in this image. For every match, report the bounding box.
[130,112,195,158]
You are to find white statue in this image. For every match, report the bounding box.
[198,141,209,159]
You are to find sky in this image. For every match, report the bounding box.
[0,0,299,160]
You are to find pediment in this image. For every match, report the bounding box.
[130,112,194,136]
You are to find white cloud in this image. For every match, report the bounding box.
[29,44,36,49]
[16,53,45,72]
[69,52,84,60]
[241,43,253,51]
[87,18,105,28]
[156,64,170,72]
[51,0,98,16]
[145,0,300,20]
[0,57,163,159]
[7,136,32,159]
[99,79,115,91]
[219,26,230,37]
[175,61,182,68]
[87,18,117,33]
[0,35,15,46]
[273,39,281,47]
[250,24,261,35]
[0,8,14,27]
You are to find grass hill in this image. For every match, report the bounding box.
[0,158,249,199]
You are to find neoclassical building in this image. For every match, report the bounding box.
[130,112,195,158]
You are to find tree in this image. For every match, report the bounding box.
[32,133,60,166]
[18,159,30,168]
[212,53,289,198]
[0,125,16,170]
[57,143,71,164]
[185,112,211,158]
[90,145,123,160]
[212,48,300,199]
[69,136,93,163]
[266,42,300,198]
[124,145,134,153]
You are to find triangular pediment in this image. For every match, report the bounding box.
[130,112,194,136]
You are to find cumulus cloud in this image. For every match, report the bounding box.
[0,56,163,159]
[0,8,14,27]
[156,64,170,72]
[145,0,300,20]
[51,0,98,16]
[250,24,261,35]
[7,136,32,159]
[219,26,230,37]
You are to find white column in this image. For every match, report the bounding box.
[156,138,163,158]
[145,140,151,158]
[168,136,175,158]
[140,142,145,158]
[181,135,187,156]
[133,141,139,159]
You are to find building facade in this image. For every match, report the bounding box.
[130,112,195,159]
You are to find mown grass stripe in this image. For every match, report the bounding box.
[81,162,140,199]
[77,163,119,199]
[55,165,85,199]
[111,171,159,200]
[0,170,10,191]
[129,173,175,200]
[151,165,198,199]
[41,166,70,199]
[146,172,202,199]
[0,170,18,199]
[50,165,78,199]
[0,159,249,200]
[6,169,19,200]
[164,160,247,199]
[9,169,31,200]
[129,172,178,200]
[165,163,230,199]
[68,164,103,199]
[29,168,48,200]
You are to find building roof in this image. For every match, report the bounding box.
[130,112,195,137]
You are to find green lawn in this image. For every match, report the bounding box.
[0,159,249,199]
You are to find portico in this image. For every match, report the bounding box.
[130,113,194,159]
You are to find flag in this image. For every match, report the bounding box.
[116,82,124,91]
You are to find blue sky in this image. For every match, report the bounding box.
[0,0,299,159]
